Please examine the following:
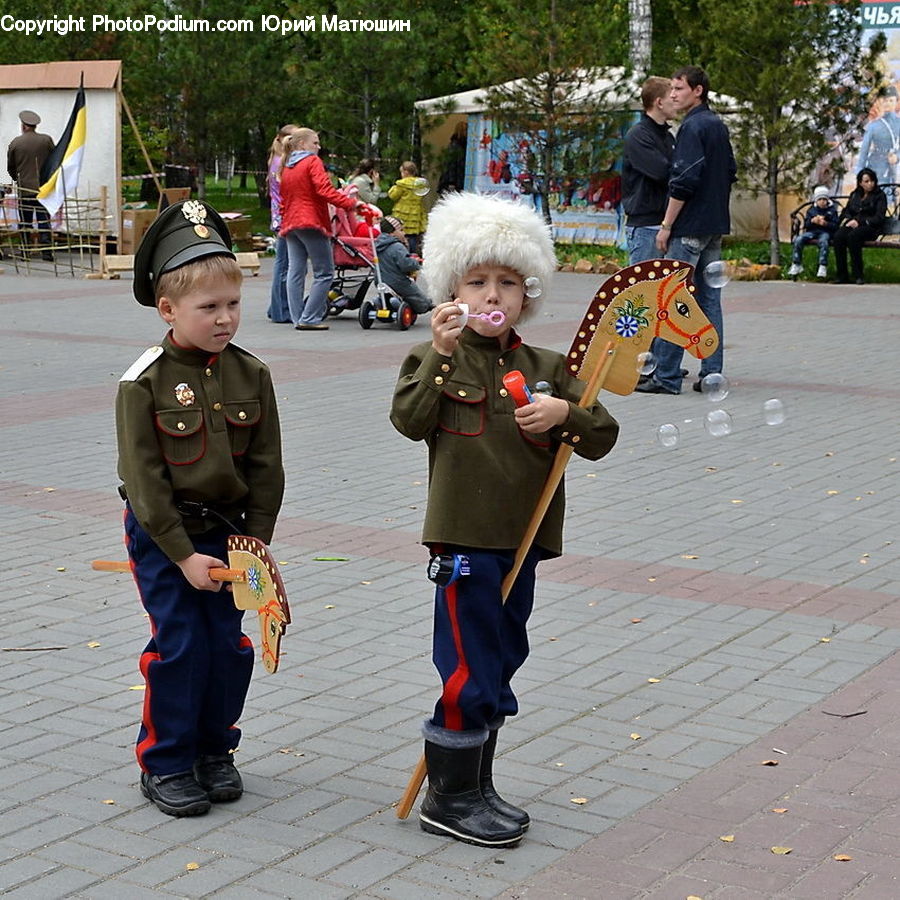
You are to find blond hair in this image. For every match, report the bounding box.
[156,254,242,304]
[400,160,418,176]
[268,123,299,169]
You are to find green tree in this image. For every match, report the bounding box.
[679,0,885,263]
[463,0,631,224]
[282,0,469,176]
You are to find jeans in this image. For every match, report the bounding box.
[626,225,661,264]
[651,233,724,393]
[285,227,334,325]
[792,231,830,267]
[266,236,291,322]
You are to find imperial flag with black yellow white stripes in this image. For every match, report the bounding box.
[37,76,86,217]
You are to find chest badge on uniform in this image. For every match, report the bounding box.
[174,382,195,406]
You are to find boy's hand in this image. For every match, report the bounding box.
[431,301,464,356]
[514,395,569,433]
[177,552,228,592]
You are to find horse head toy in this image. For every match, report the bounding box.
[567,259,719,394]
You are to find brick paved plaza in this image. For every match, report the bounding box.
[0,260,898,898]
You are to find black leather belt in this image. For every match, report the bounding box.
[118,486,242,533]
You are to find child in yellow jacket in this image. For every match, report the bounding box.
[388,161,428,256]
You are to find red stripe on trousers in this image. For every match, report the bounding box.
[441,581,469,731]
[135,650,160,769]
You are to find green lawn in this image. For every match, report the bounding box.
[124,179,900,282]
[555,237,900,283]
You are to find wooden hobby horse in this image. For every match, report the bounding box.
[396,259,719,819]
[93,534,291,674]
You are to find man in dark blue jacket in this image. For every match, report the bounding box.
[623,77,676,264]
[637,66,737,395]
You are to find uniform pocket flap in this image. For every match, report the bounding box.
[224,400,261,427]
[441,382,486,404]
[155,408,204,437]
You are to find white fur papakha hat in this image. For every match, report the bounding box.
[421,192,557,320]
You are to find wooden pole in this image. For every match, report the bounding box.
[92,560,246,583]
[120,93,163,198]
[395,341,618,820]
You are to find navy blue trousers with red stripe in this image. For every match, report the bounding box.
[125,508,254,776]
[430,547,541,737]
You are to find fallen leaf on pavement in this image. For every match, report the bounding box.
[630,733,641,740]
[771,846,792,855]
[833,854,853,862]
[822,709,867,718]
[185,862,200,871]
[719,834,735,842]
[570,797,588,805]
[681,554,699,559]
[647,677,661,683]
[761,760,779,766]
[772,808,788,814]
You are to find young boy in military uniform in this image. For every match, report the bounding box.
[117,199,284,817]
[390,193,619,846]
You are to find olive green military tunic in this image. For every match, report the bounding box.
[116,333,284,562]
[390,329,619,556]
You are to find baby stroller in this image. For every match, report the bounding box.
[326,191,419,331]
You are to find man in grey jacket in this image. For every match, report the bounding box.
[637,66,737,395]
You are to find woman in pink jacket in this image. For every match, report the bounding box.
[280,128,359,330]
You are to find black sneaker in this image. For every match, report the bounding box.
[140,771,211,817]
[194,754,243,802]
[634,380,679,395]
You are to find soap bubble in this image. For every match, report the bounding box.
[656,423,680,448]
[704,409,733,437]
[524,276,543,299]
[704,260,731,289]
[636,351,657,376]
[700,373,730,402]
[413,177,430,197]
[534,380,553,396]
[763,398,786,425]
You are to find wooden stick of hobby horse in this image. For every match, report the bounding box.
[91,560,247,583]
[396,340,617,820]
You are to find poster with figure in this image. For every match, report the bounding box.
[463,112,625,246]
[843,1,900,192]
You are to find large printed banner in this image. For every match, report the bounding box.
[831,1,900,192]
[462,113,625,246]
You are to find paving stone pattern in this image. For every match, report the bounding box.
[0,263,897,898]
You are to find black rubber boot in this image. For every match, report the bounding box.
[480,729,530,830]
[419,741,524,847]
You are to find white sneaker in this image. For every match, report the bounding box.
[817,265,827,278]
[787,263,802,277]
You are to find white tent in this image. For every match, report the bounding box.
[1,60,122,235]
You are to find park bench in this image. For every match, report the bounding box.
[790,182,900,250]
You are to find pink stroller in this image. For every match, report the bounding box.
[326,191,419,330]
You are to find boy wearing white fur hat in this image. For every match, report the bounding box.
[390,193,619,847]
